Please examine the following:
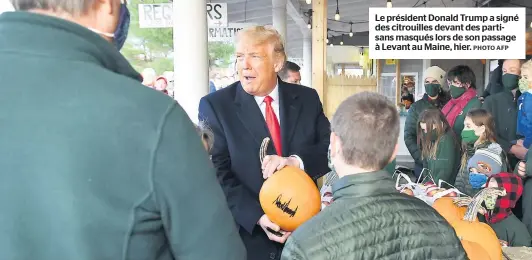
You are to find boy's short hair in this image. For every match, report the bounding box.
[331,92,400,170]
[521,60,532,74]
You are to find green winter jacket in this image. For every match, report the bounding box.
[0,11,245,260]
[482,90,520,168]
[404,94,446,165]
[422,131,461,185]
[281,171,467,260]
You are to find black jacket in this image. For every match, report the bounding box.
[199,80,331,260]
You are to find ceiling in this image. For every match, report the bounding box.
[222,0,532,58]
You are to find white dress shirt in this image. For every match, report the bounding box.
[253,82,305,170]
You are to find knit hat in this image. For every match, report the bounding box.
[467,143,503,176]
[423,66,446,85]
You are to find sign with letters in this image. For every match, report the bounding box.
[138,3,227,29]
[208,23,255,42]
[206,3,228,27]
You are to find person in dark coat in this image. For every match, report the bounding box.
[281,92,467,260]
[199,25,330,260]
[0,2,246,260]
[404,66,449,177]
[483,59,526,169]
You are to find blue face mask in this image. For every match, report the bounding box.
[89,3,130,51]
[469,172,488,189]
[114,3,130,50]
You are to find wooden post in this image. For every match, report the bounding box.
[312,0,327,189]
[376,59,382,93]
[312,0,327,104]
[395,59,401,105]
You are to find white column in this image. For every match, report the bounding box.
[302,34,312,87]
[272,0,287,46]
[173,0,208,124]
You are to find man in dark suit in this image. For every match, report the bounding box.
[198,25,330,260]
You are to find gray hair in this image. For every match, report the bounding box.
[196,120,214,152]
[331,92,400,170]
[10,0,94,15]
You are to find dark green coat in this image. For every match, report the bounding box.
[404,94,446,165]
[422,131,461,185]
[482,90,520,168]
[0,11,245,260]
[281,171,467,260]
[450,97,482,143]
[490,214,532,247]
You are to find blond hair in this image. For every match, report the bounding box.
[235,25,287,64]
[522,60,532,75]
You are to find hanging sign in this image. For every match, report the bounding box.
[138,3,173,29]
[208,23,255,42]
[207,3,228,27]
[385,59,396,65]
[138,3,228,29]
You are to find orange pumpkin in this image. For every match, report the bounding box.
[461,239,491,260]
[432,197,473,224]
[450,188,504,260]
[259,165,321,231]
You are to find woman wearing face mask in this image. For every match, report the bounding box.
[416,109,461,185]
[404,66,451,177]
[454,109,508,196]
[441,65,482,142]
[0,0,247,259]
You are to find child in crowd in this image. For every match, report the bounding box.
[516,60,532,149]
[484,173,531,247]
[455,108,509,196]
[467,143,503,189]
[416,109,461,185]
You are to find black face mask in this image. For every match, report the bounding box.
[502,74,519,91]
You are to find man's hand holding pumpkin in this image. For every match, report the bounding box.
[261,155,300,179]
[257,214,291,243]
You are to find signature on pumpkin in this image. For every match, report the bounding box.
[273,194,298,217]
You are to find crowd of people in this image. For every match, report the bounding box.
[1,0,531,259]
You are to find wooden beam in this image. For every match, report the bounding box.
[312,0,327,104]
[395,59,401,105]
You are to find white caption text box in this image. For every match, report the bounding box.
[369,8,526,60]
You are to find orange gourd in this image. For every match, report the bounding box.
[451,188,504,260]
[461,239,491,260]
[432,197,474,224]
[258,137,321,231]
[259,165,321,231]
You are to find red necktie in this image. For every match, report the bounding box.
[264,96,282,156]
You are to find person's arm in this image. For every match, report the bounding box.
[153,103,246,260]
[430,135,457,184]
[292,89,331,180]
[199,97,264,234]
[404,103,422,164]
[280,236,308,260]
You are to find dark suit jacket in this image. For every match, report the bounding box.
[198,79,330,260]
